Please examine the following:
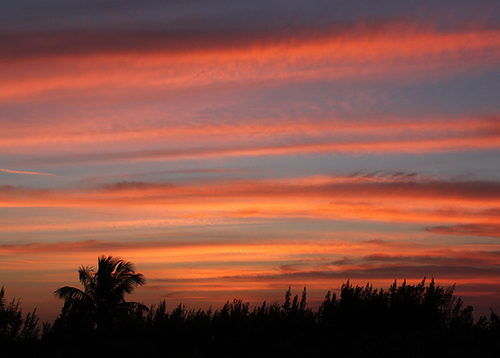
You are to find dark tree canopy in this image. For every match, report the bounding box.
[4,266,500,357]
[54,255,146,331]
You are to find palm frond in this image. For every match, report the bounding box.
[117,301,150,315]
[98,255,119,274]
[78,265,95,291]
[54,286,89,301]
[113,273,146,296]
[115,260,134,276]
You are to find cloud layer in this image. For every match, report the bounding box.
[1,1,499,321]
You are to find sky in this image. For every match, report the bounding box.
[1,0,500,322]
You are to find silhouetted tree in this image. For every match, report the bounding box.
[0,286,22,340]
[0,286,40,357]
[299,286,307,312]
[0,286,4,310]
[0,286,40,341]
[54,255,146,332]
[38,277,500,357]
[283,286,292,311]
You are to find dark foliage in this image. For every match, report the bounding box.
[4,259,500,357]
[0,286,40,356]
[42,277,500,357]
[52,255,146,332]
[43,256,147,356]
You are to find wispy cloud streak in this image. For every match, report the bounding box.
[1,174,499,228]
[2,24,500,101]
[0,168,56,176]
[426,224,500,238]
[2,116,500,160]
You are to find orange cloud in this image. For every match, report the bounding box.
[2,115,500,159]
[2,25,500,101]
[4,236,500,317]
[1,175,499,227]
[2,16,500,323]
[426,224,500,238]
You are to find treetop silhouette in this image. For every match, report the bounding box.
[54,255,146,330]
[4,271,500,357]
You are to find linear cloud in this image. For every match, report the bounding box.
[3,18,498,60]
[0,168,56,176]
[426,224,500,238]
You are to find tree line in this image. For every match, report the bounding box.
[2,255,500,357]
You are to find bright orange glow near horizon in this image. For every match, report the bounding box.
[1,1,500,323]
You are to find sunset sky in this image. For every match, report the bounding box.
[1,0,500,322]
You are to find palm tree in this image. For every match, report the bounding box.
[54,255,146,330]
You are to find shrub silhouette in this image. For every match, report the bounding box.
[0,286,40,356]
[13,273,500,357]
[0,286,40,341]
